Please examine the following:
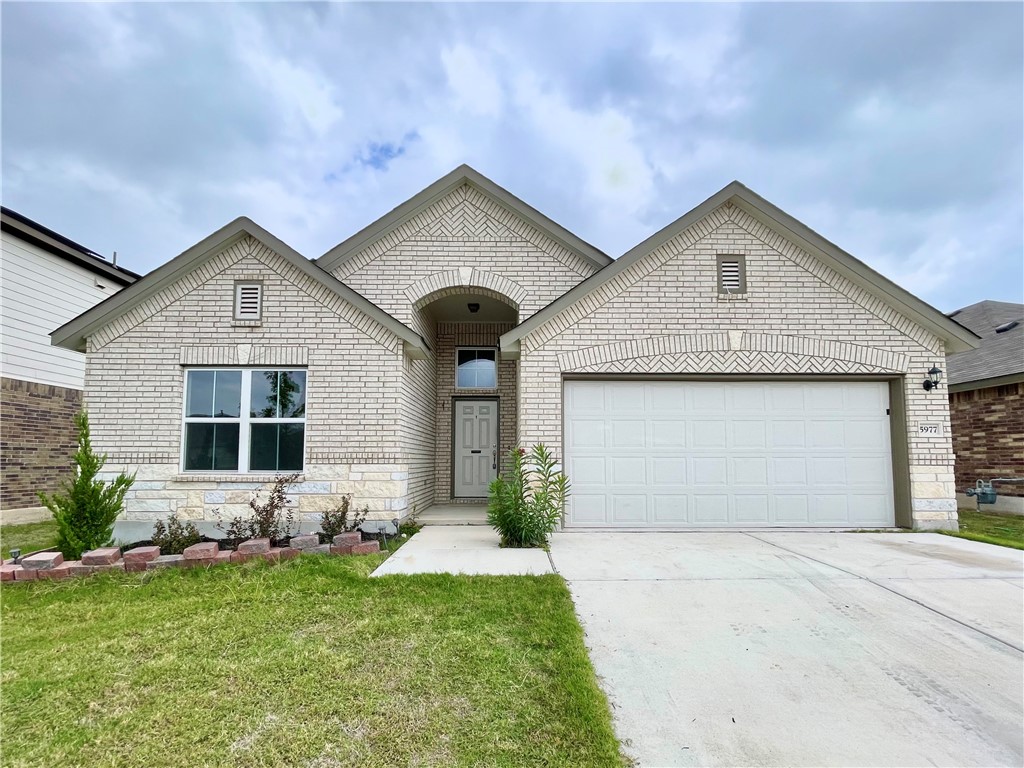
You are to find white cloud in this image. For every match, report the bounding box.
[441,44,503,117]
[232,16,343,139]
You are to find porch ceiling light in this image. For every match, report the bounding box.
[467,303,480,313]
[922,366,943,391]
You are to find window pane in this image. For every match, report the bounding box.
[184,423,239,471]
[278,371,306,418]
[457,350,496,388]
[250,371,278,418]
[213,371,241,418]
[279,424,304,470]
[213,424,240,470]
[186,371,215,417]
[184,423,213,469]
[249,424,304,471]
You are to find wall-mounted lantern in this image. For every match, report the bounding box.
[922,366,943,391]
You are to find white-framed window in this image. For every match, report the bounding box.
[234,282,263,320]
[182,368,306,472]
[456,348,498,389]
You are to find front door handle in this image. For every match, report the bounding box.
[492,444,497,470]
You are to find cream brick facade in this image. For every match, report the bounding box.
[68,170,968,533]
[517,202,958,529]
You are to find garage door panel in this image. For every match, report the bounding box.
[735,495,771,522]
[808,420,846,448]
[611,420,646,448]
[611,494,647,523]
[732,457,769,485]
[652,457,686,485]
[571,456,606,484]
[846,420,889,449]
[693,457,728,485]
[610,457,646,484]
[570,495,607,524]
[775,495,811,522]
[653,495,688,522]
[564,380,894,528]
[772,457,809,485]
[770,421,806,448]
[609,383,646,411]
[691,420,727,448]
[693,495,729,522]
[652,421,687,447]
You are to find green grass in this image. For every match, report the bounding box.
[1,553,625,767]
[1,520,58,559]
[938,508,1024,550]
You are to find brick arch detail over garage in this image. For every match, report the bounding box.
[557,332,912,374]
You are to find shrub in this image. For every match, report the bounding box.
[487,444,570,548]
[152,514,201,555]
[217,473,298,542]
[38,411,135,560]
[320,495,369,540]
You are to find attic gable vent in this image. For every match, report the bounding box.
[234,282,263,320]
[717,255,747,294]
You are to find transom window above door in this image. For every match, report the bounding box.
[456,348,497,389]
[182,368,306,472]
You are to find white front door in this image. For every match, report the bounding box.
[454,399,498,498]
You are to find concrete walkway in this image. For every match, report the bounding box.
[550,531,1024,768]
[371,525,553,576]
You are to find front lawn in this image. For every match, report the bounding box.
[940,508,1024,550]
[1,520,58,559]
[1,553,625,767]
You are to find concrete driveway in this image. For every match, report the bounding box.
[549,532,1024,768]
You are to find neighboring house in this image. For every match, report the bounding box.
[1,207,139,516]
[946,300,1024,514]
[51,166,979,532]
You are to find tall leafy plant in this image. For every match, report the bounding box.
[38,411,135,559]
[487,444,570,548]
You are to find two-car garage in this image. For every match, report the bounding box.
[563,379,897,528]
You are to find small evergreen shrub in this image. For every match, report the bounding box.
[152,514,202,554]
[487,444,570,548]
[217,473,298,542]
[320,495,369,540]
[38,411,135,560]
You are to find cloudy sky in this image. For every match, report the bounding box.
[2,2,1021,312]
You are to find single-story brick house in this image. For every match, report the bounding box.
[946,300,1024,514]
[52,166,979,532]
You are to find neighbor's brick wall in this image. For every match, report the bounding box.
[84,235,410,522]
[519,201,958,529]
[1,377,81,510]
[433,322,517,502]
[950,383,1024,497]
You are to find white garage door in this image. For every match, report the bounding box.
[564,380,895,528]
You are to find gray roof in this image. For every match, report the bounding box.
[946,300,1024,387]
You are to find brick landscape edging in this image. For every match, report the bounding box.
[0,533,381,583]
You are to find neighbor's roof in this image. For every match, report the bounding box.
[1,206,140,285]
[500,181,982,355]
[316,164,612,272]
[51,217,429,358]
[946,300,1024,389]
